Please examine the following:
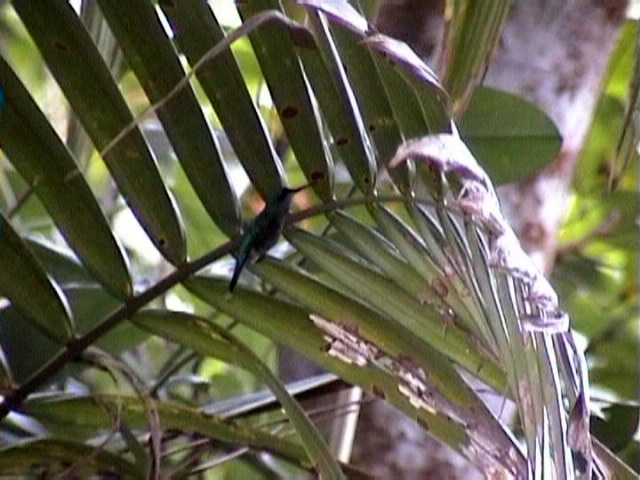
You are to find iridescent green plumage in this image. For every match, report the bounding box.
[229,185,309,292]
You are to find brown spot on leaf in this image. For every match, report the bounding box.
[289,27,315,49]
[53,40,68,53]
[395,355,418,371]
[372,385,386,400]
[342,323,360,336]
[431,277,448,298]
[417,416,430,431]
[335,137,348,146]
[368,124,376,132]
[281,106,299,119]
[310,171,325,182]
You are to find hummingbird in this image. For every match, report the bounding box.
[229,184,310,292]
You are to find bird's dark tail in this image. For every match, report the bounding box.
[229,254,250,292]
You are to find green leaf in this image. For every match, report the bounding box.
[13,0,186,264]
[0,237,146,382]
[96,0,241,237]
[286,227,506,391]
[185,274,521,474]
[559,191,639,251]
[459,86,562,185]
[296,8,377,194]
[0,347,12,394]
[133,311,245,368]
[207,372,339,418]
[133,309,346,480]
[441,0,511,115]
[0,438,137,477]
[23,394,309,470]
[367,205,483,337]
[592,404,640,452]
[184,276,472,454]
[575,95,626,193]
[0,56,131,299]
[0,306,60,384]
[159,0,286,200]
[609,22,639,190]
[0,213,73,343]
[366,34,450,134]
[253,258,484,403]
[326,18,413,191]
[238,1,337,198]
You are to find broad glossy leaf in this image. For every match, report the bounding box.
[0,56,131,299]
[459,87,562,185]
[14,0,186,264]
